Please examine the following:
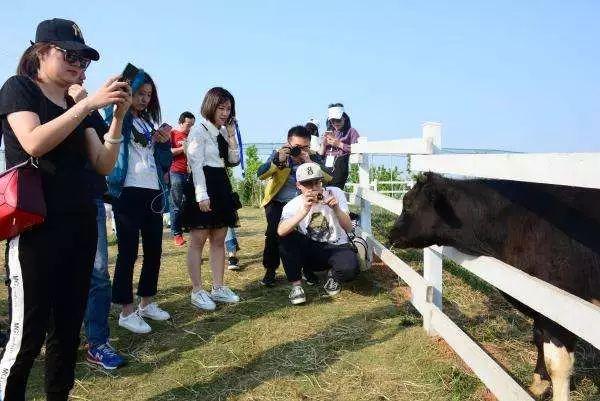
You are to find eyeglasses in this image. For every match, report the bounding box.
[53,46,91,70]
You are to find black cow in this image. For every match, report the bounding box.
[388,173,600,401]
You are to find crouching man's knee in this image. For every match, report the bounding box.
[330,248,360,282]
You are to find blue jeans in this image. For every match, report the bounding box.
[225,227,239,254]
[84,199,112,347]
[169,171,188,236]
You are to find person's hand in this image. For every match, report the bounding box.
[277,147,291,164]
[83,76,130,111]
[325,135,341,148]
[198,199,211,212]
[68,84,88,103]
[323,190,338,209]
[225,117,236,136]
[113,85,132,120]
[302,190,318,212]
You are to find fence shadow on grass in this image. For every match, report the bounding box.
[145,304,405,401]
[86,279,335,380]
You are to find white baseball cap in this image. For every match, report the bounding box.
[296,162,324,183]
[327,105,344,120]
[306,117,320,129]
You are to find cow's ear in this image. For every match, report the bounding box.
[433,193,462,229]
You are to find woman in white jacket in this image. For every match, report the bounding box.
[183,87,241,310]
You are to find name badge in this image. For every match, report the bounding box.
[325,155,335,168]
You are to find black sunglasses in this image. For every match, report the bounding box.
[54,46,91,70]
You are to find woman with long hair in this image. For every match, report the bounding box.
[106,69,173,334]
[320,103,360,189]
[183,87,241,310]
[0,18,130,400]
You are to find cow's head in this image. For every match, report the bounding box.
[388,173,462,249]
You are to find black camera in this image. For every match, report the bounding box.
[289,146,302,157]
[316,193,324,201]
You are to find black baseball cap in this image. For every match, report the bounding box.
[34,18,99,61]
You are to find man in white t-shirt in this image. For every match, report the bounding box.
[277,162,359,305]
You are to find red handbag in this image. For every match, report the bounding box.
[0,158,46,240]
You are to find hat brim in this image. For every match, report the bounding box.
[297,176,324,183]
[53,40,99,61]
[327,110,344,121]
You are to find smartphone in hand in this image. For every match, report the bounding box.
[119,63,139,84]
[158,122,172,133]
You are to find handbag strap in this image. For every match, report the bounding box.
[1,158,34,176]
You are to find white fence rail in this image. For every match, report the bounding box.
[349,122,600,401]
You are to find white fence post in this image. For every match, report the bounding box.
[422,121,442,152]
[358,137,372,235]
[422,123,443,336]
[423,248,443,335]
[357,137,374,270]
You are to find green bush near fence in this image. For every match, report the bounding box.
[233,145,265,207]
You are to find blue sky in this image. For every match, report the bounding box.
[1,1,599,152]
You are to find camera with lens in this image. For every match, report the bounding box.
[316,193,324,201]
[289,145,302,157]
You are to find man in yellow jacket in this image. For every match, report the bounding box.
[257,125,331,286]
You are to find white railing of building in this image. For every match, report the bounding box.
[349,122,600,401]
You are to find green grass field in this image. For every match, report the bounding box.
[0,206,598,400]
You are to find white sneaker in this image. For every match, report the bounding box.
[210,286,240,303]
[138,302,170,321]
[191,289,217,311]
[289,285,306,305]
[119,311,151,334]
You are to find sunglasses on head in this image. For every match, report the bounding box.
[53,46,91,70]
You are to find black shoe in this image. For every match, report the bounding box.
[302,271,319,286]
[324,277,341,296]
[227,256,240,271]
[260,269,276,287]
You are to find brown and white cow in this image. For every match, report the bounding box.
[389,173,600,401]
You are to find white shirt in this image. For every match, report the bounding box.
[281,186,349,245]
[186,118,240,201]
[124,117,159,190]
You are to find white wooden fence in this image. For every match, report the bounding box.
[349,122,600,401]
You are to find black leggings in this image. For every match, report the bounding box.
[262,201,285,270]
[0,213,96,401]
[112,187,164,305]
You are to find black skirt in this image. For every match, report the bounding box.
[182,166,239,230]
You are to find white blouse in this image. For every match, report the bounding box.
[186,118,240,202]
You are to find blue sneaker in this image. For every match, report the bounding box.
[86,342,126,370]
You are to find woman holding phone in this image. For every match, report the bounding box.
[183,87,241,310]
[0,18,130,400]
[320,103,360,189]
[106,69,173,334]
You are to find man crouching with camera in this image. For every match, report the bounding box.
[257,126,332,287]
[277,162,359,305]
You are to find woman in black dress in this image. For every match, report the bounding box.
[183,87,241,310]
